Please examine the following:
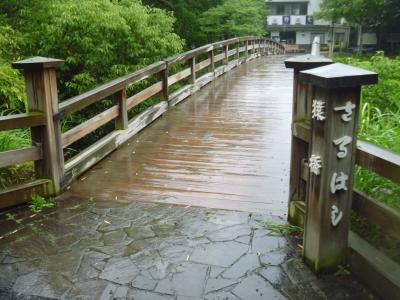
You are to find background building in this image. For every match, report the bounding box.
[266,0,350,51]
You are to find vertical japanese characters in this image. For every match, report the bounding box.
[310,98,356,227]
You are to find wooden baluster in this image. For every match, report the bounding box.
[189,57,196,84]
[114,88,128,130]
[159,63,169,103]
[208,49,215,75]
[224,45,229,66]
[13,57,65,193]
[236,41,240,61]
[262,39,266,56]
[299,63,378,273]
[285,55,333,227]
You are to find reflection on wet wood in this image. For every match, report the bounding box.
[61,56,293,216]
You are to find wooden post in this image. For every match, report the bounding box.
[189,57,196,84]
[12,57,65,194]
[262,39,266,56]
[114,88,128,130]
[208,50,215,74]
[159,64,169,102]
[224,45,229,66]
[285,55,333,226]
[236,41,240,61]
[299,63,378,273]
[245,40,249,57]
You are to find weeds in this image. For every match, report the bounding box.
[262,220,303,235]
[335,264,351,276]
[28,195,54,212]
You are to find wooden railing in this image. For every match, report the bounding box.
[0,36,285,209]
[286,55,400,299]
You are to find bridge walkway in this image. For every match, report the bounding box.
[61,55,292,216]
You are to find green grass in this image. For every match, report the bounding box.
[334,53,400,263]
[0,129,34,188]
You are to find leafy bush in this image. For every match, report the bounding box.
[0,25,26,114]
[0,0,185,187]
[335,53,400,210]
[200,0,267,41]
[4,0,184,99]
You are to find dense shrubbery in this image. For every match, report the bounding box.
[0,0,185,187]
[1,0,184,99]
[335,53,400,263]
[335,53,400,211]
[199,0,267,41]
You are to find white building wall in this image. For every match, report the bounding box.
[296,31,311,44]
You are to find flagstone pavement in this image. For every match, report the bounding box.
[0,197,376,300]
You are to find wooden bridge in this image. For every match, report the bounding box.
[1,37,399,299]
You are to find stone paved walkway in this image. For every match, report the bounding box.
[0,199,375,299]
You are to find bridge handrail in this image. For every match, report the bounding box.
[0,36,285,209]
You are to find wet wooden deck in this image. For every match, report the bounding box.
[62,56,293,216]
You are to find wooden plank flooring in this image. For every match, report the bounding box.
[62,56,293,216]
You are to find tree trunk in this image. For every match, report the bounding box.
[357,24,363,54]
[329,21,335,56]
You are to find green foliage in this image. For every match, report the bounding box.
[200,0,267,41]
[335,264,351,276]
[28,195,54,212]
[351,211,400,263]
[0,24,26,114]
[336,53,400,263]
[144,0,223,47]
[346,53,400,211]
[316,0,396,27]
[5,213,22,225]
[0,129,33,189]
[4,0,184,99]
[261,220,303,235]
[0,0,185,168]
[335,53,400,149]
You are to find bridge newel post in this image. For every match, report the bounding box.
[245,40,249,58]
[285,54,333,227]
[299,63,378,273]
[12,57,65,194]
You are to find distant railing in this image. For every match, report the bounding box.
[0,36,285,210]
[285,54,400,299]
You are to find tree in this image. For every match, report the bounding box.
[1,0,184,99]
[143,0,223,47]
[316,0,398,51]
[0,24,26,114]
[199,0,267,42]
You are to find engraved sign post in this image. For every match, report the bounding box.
[284,53,332,226]
[299,63,378,273]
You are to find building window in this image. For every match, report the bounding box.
[300,3,307,15]
[269,4,277,15]
[292,4,300,15]
[277,4,285,15]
